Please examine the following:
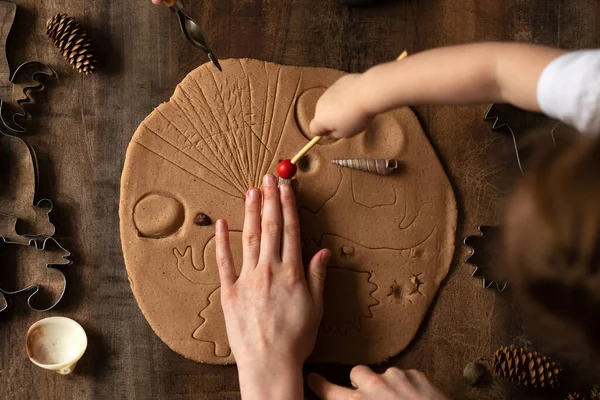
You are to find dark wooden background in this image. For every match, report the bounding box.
[1,0,599,399]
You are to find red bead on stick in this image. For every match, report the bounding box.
[277,159,297,180]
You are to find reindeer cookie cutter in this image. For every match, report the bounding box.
[0,236,71,313]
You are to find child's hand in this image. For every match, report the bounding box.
[216,175,331,399]
[310,74,374,139]
[308,366,448,400]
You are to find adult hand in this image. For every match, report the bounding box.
[308,366,449,400]
[310,73,374,140]
[216,175,331,400]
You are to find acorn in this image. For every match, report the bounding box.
[463,362,486,386]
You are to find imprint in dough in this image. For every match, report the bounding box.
[386,280,404,304]
[133,194,185,238]
[321,268,379,336]
[192,287,231,358]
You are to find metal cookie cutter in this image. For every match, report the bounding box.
[484,104,564,177]
[0,130,56,243]
[484,104,525,176]
[0,61,56,135]
[464,226,507,292]
[0,236,71,313]
[0,0,56,135]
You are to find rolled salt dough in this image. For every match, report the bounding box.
[119,59,457,365]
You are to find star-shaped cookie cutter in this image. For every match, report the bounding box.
[464,226,507,292]
[0,236,71,313]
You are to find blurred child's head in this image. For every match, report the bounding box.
[504,134,600,353]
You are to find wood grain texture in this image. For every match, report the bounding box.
[0,0,599,399]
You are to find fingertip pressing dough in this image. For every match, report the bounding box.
[119,59,457,365]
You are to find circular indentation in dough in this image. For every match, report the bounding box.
[295,87,336,145]
[133,194,185,238]
[296,155,319,173]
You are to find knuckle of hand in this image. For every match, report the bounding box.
[286,268,302,283]
[283,225,300,238]
[262,189,278,201]
[257,265,274,281]
[243,232,261,247]
[364,374,385,388]
[310,269,325,283]
[220,289,235,305]
[349,392,364,400]
[262,221,279,235]
[217,256,231,269]
[280,190,295,204]
[215,235,228,245]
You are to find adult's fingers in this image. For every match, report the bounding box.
[306,249,330,308]
[259,174,282,262]
[215,219,237,290]
[279,184,302,266]
[403,369,430,389]
[350,365,381,389]
[242,188,261,272]
[307,373,354,399]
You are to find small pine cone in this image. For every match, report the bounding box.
[565,393,585,400]
[492,345,561,389]
[46,14,98,75]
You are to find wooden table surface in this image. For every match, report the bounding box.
[1,0,599,399]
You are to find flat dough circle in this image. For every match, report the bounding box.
[120,59,457,365]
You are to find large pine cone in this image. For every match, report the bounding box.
[46,14,98,75]
[492,345,561,388]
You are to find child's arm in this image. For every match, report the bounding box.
[310,42,566,138]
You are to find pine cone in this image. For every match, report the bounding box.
[590,384,600,399]
[46,14,98,75]
[492,345,561,388]
[566,393,585,400]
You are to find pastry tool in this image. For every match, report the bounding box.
[277,51,409,183]
[291,136,322,164]
[163,0,222,71]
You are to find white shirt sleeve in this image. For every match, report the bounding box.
[537,50,600,135]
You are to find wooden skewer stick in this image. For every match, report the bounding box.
[289,51,407,166]
[291,136,322,164]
